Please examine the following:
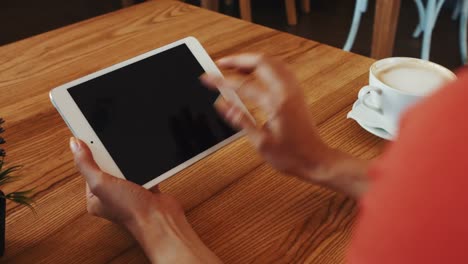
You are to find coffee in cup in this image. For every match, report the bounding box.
[374,60,454,95]
[355,57,456,137]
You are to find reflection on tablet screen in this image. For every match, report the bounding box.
[68,44,236,185]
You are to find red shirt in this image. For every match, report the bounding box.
[348,69,468,263]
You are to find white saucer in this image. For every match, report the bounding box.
[348,100,395,141]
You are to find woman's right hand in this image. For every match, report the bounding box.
[201,54,369,198]
[201,54,330,180]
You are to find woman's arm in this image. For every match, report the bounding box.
[201,54,369,198]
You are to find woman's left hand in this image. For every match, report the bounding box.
[69,137,222,263]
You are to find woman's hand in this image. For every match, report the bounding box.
[201,54,369,198]
[201,54,329,179]
[69,137,222,263]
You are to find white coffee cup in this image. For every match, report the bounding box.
[357,57,456,133]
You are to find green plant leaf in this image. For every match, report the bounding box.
[6,198,36,215]
[5,189,34,197]
[1,189,36,214]
[0,175,24,186]
[0,165,23,186]
[0,164,22,176]
[0,118,35,213]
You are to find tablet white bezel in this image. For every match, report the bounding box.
[50,36,247,189]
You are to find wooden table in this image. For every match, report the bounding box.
[0,1,384,263]
[372,0,401,59]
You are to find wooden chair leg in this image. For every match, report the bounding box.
[301,0,311,14]
[285,0,298,25]
[121,0,134,7]
[371,0,401,59]
[201,0,219,11]
[240,0,252,22]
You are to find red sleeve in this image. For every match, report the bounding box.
[347,68,468,264]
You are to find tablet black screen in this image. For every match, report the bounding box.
[68,44,236,185]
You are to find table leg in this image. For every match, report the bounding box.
[301,0,311,14]
[201,0,219,11]
[239,0,252,22]
[121,0,134,7]
[371,0,401,59]
[285,0,298,25]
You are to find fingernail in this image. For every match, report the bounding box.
[216,58,227,64]
[214,97,227,109]
[69,137,80,153]
[214,97,222,106]
[201,74,215,82]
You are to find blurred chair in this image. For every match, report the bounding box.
[203,0,310,26]
[451,0,468,63]
[460,0,468,63]
[413,0,468,63]
[413,0,446,61]
[344,0,468,64]
[343,0,368,52]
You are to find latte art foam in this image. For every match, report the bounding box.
[375,62,453,95]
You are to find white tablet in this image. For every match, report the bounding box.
[50,37,248,189]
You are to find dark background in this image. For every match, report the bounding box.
[0,0,463,69]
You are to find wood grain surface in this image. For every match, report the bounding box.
[0,1,384,263]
